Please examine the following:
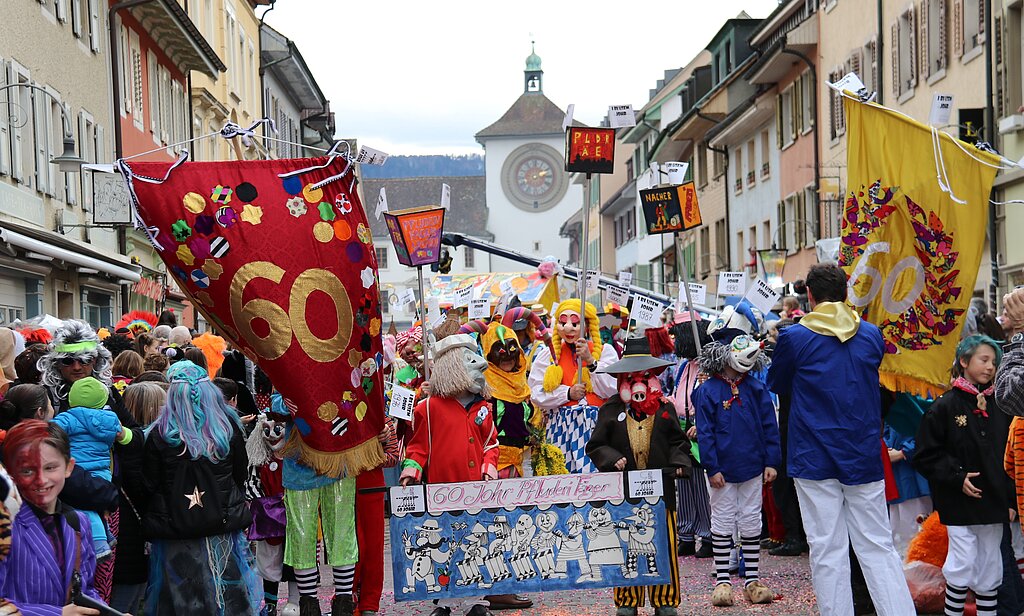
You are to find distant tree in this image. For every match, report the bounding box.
[360,154,484,179]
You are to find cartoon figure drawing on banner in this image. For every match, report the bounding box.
[510,514,538,581]
[455,523,491,589]
[585,506,626,580]
[485,516,513,583]
[531,511,560,579]
[402,520,451,594]
[555,511,595,583]
[654,202,669,230]
[620,504,659,579]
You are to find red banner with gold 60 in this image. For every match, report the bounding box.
[121,156,385,477]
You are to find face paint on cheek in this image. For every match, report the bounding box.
[11,445,44,507]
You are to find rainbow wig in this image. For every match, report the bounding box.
[154,360,241,462]
[952,333,1003,379]
[542,299,602,393]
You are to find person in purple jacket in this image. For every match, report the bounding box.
[0,419,116,616]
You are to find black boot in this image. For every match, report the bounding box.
[677,540,695,556]
[694,539,714,558]
[299,595,321,616]
[330,594,354,616]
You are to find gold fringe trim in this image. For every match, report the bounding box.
[879,371,946,399]
[282,430,386,478]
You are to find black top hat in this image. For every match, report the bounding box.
[596,336,674,375]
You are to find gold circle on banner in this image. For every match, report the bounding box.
[355,401,367,421]
[303,184,324,204]
[289,269,353,362]
[317,401,339,422]
[313,221,333,243]
[183,192,206,213]
[229,261,291,360]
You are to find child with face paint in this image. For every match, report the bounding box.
[0,419,113,615]
[692,309,781,608]
[586,337,691,616]
[528,300,619,474]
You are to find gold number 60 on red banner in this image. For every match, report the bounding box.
[229,261,354,363]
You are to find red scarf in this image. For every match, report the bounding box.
[715,374,745,410]
[952,376,994,418]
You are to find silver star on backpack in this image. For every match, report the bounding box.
[185,487,206,509]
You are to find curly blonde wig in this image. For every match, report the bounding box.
[542,299,602,393]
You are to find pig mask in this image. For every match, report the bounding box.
[618,369,664,416]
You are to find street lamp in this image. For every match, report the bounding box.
[1,83,86,173]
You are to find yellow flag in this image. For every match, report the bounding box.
[841,99,998,396]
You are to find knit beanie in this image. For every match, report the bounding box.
[69,377,108,409]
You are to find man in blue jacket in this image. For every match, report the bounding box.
[767,264,913,616]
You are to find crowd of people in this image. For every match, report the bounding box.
[1,263,1023,616]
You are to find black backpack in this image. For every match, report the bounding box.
[143,448,236,540]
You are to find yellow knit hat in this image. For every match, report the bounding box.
[542,299,602,392]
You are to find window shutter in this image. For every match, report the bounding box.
[64,105,75,205]
[953,0,963,57]
[55,0,67,22]
[88,0,100,52]
[8,65,24,184]
[95,123,105,164]
[938,0,947,69]
[78,112,88,209]
[776,201,786,250]
[850,52,863,84]
[908,7,918,87]
[892,22,900,97]
[870,36,880,91]
[979,0,985,36]
[71,0,81,37]
[147,51,158,135]
[920,1,930,77]
[792,83,801,140]
[32,89,49,194]
[0,59,9,177]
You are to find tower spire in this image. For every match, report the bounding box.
[524,41,543,93]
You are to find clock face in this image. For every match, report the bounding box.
[501,143,568,212]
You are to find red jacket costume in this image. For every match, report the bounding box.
[402,395,499,484]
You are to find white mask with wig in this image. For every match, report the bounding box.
[727,335,764,374]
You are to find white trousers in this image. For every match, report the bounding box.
[709,476,762,538]
[887,495,932,557]
[943,524,1004,592]
[795,478,915,616]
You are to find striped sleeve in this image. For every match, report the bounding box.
[378,417,401,468]
[244,464,263,500]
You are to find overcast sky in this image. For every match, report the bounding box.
[264,1,781,156]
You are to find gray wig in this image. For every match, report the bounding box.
[38,319,113,404]
[696,340,770,376]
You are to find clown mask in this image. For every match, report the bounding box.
[401,341,424,370]
[260,417,286,453]
[727,335,764,374]
[557,310,582,344]
[487,327,522,372]
[618,370,664,416]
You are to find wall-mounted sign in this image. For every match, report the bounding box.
[639,182,702,235]
[564,127,616,174]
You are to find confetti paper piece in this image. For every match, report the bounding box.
[240,203,263,225]
[313,221,334,243]
[183,192,206,214]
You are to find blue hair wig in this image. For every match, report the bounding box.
[154,360,241,461]
[952,334,1003,379]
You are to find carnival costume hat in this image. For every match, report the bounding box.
[542,299,602,393]
[39,320,113,401]
[697,333,769,376]
[707,301,764,344]
[482,322,531,403]
[597,337,674,375]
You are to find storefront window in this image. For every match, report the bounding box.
[24,279,43,319]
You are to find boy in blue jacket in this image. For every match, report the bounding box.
[51,376,131,560]
[694,322,781,608]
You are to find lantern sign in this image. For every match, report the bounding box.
[384,206,446,267]
[639,182,703,235]
[565,127,616,174]
[757,247,788,289]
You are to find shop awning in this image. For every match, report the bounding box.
[0,228,141,282]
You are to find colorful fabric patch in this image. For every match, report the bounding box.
[318,202,336,221]
[191,269,210,288]
[286,197,307,217]
[211,185,233,204]
[240,203,263,225]
[210,236,230,258]
[183,192,206,214]
[217,206,238,228]
[235,182,258,203]
[357,223,371,244]
[336,193,353,215]
[176,244,195,266]
[193,214,216,236]
[333,220,352,241]
[187,237,211,260]
[201,260,224,280]
[282,175,302,196]
[171,220,192,242]
[346,242,363,263]
[303,183,324,204]
[313,222,334,243]
[360,267,375,289]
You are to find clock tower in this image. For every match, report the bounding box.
[476,44,582,272]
